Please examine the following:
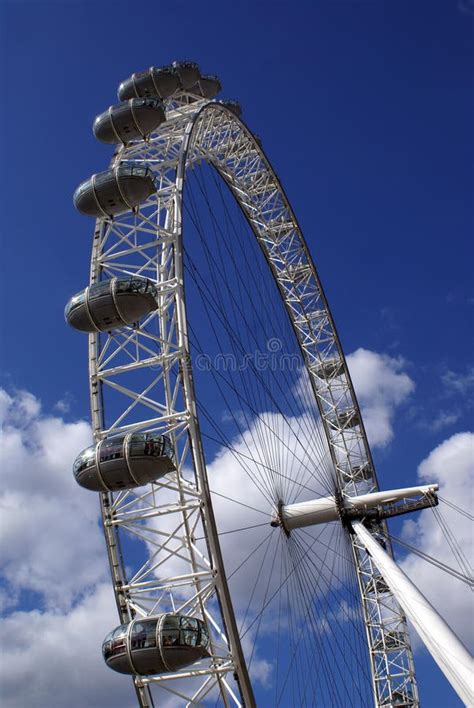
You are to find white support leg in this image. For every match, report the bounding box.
[352,520,473,706]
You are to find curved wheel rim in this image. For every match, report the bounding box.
[86,93,418,706]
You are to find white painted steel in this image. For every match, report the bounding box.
[83,84,420,706]
[279,484,439,530]
[352,521,473,706]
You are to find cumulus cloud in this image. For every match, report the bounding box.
[400,432,474,651]
[0,584,137,708]
[0,389,142,707]
[3,378,468,706]
[0,387,278,706]
[346,348,415,447]
[0,390,106,611]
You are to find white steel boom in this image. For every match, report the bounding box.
[274,484,439,531]
[352,520,473,706]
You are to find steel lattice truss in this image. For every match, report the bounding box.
[87,89,418,707]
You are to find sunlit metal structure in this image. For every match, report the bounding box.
[67,61,472,707]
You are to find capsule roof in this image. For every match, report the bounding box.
[171,60,201,89]
[93,97,166,144]
[219,100,242,117]
[73,164,155,218]
[194,75,222,100]
[118,66,180,102]
[117,61,222,103]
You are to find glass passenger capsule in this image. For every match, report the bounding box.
[194,74,221,99]
[103,614,210,675]
[65,276,157,332]
[93,97,166,144]
[73,432,175,492]
[220,100,242,117]
[118,66,180,101]
[73,164,155,218]
[171,60,201,89]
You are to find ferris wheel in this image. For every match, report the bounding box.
[65,61,472,707]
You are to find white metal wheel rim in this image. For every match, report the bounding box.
[87,94,418,707]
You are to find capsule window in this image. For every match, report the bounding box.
[100,437,124,463]
[129,278,145,293]
[181,617,199,647]
[89,282,111,299]
[129,434,166,458]
[144,435,165,458]
[65,291,85,317]
[162,630,180,647]
[182,630,198,647]
[73,447,95,476]
[140,619,158,649]
[131,622,151,650]
[162,615,179,630]
[199,625,209,648]
[113,624,128,639]
[103,642,113,660]
[110,624,128,657]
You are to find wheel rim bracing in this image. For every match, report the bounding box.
[80,80,418,707]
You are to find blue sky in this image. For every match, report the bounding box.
[0,1,472,707]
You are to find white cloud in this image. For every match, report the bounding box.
[0,387,278,706]
[3,379,468,705]
[0,390,106,611]
[53,392,74,414]
[423,409,461,432]
[400,432,474,651]
[0,388,142,708]
[0,389,13,425]
[0,584,137,708]
[441,367,474,396]
[346,348,415,447]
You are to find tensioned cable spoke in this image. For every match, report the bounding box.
[438,495,474,521]
[208,488,269,517]
[228,528,274,580]
[185,176,283,497]
[293,528,373,704]
[238,532,276,635]
[183,171,336,498]
[432,506,473,577]
[387,531,474,587]
[207,167,336,502]
[292,529,372,674]
[186,303,333,501]
[247,533,282,671]
[183,225,333,502]
[202,427,326,498]
[279,529,348,707]
[289,531,367,707]
[194,521,269,540]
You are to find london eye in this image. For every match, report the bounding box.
[65,61,472,707]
